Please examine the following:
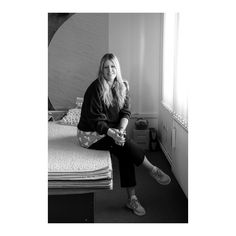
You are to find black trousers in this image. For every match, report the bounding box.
[89,136,145,188]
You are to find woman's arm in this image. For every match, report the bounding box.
[83,80,109,135]
[119,82,131,133]
[119,117,129,133]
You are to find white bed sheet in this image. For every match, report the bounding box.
[48,122,113,193]
[48,122,112,174]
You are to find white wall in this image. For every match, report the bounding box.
[109,13,163,115]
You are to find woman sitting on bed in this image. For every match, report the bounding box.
[77,53,171,216]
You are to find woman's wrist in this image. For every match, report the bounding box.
[119,127,125,132]
[107,128,115,138]
[119,118,128,133]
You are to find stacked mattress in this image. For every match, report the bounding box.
[48,122,112,194]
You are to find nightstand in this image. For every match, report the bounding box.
[133,129,150,150]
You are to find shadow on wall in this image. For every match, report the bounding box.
[48,13,75,45]
[48,13,109,110]
[48,13,75,109]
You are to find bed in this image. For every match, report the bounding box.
[48,121,113,222]
[48,13,112,222]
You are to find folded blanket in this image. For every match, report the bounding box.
[48,122,113,192]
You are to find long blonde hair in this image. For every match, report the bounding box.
[98,53,127,109]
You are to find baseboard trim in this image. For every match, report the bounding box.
[159,140,188,198]
[158,140,173,166]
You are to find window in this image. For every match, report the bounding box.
[162,13,188,129]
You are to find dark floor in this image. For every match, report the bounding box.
[94,147,188,223]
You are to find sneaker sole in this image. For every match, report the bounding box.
[156,178,171,185]
[125,204,146,216]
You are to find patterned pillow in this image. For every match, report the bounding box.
[58,108,81,126]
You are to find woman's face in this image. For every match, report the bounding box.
[103,60,117,85]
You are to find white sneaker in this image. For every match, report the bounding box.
[126,196,146,216]
[150,166,171,185]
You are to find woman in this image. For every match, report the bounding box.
[77,53,171,216]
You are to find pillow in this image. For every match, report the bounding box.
[58,108,81,126]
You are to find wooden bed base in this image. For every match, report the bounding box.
[48,193,94,223]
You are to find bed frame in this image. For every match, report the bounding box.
[48,192,94,223]
[48,122,112,223]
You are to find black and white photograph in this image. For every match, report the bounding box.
[48,12,188,223]
[1,0,236,235]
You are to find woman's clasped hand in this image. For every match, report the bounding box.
[108,128,126,146]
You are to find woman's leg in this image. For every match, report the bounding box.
[89,135,169,215]
[142,155,171,185]
[88,136,114,151]
[126,187,136,199]
[89,136,146,215]
[90,136,170,186]
[112,137,171,185]
[111,137,145,188]
[89,136,138,188]
[142,156,155,172]
[110,137,146,215]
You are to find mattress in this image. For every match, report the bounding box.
[48,122,112,194]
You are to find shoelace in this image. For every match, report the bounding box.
[130,199,139,209]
